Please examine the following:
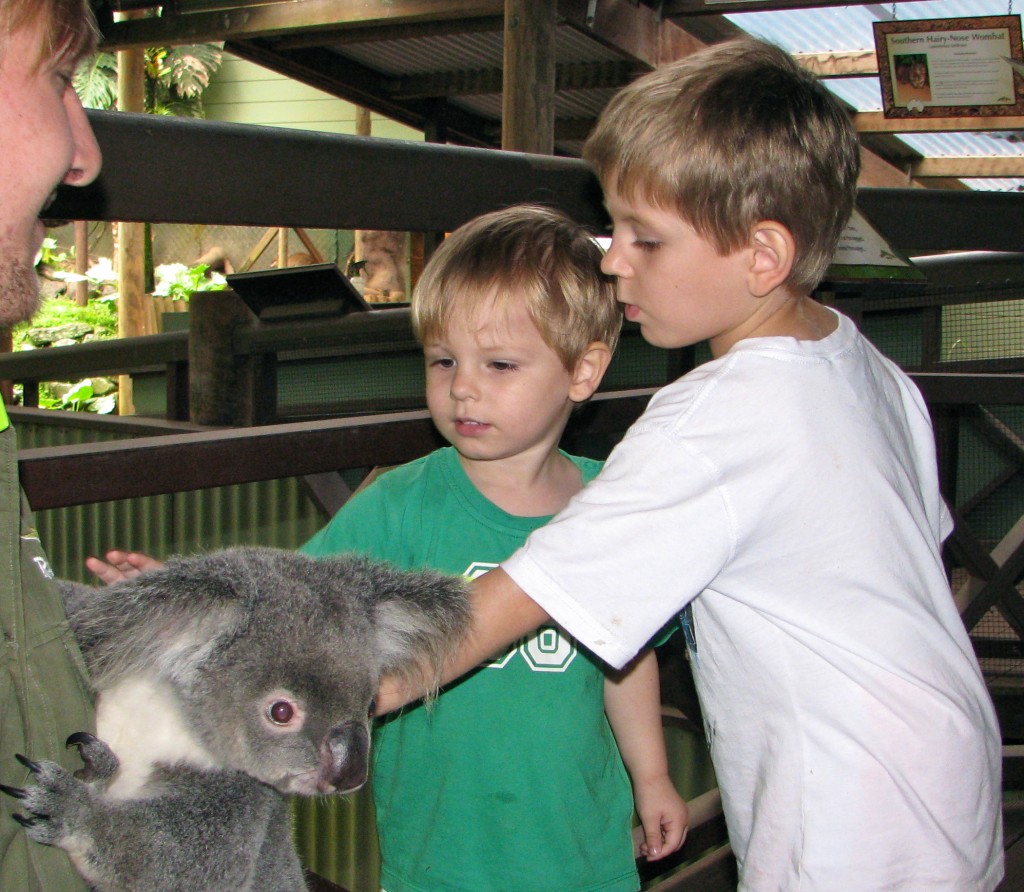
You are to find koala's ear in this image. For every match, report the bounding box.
[358,562,471,687]
[64,561,244,689]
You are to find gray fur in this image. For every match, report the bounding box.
[3,546,469,892]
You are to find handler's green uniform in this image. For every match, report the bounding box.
[0,402,92,892]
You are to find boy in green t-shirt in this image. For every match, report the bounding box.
[304,204,687,891]
[90,205,687,890]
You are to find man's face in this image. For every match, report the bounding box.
[0,19,101,328]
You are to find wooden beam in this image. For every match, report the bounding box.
[502,0,556,154]
[854,111,1024,134]
[661,0,914,14]
[52,110,607,232]
[98,0,505,50]
[796,50,878,78]
[911,156,1024,178]
[558,0,708,69]
[46,112,1024,253]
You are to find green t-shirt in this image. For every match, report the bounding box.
[302,447,638,892]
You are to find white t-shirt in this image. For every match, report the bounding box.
[503,312,1003,890]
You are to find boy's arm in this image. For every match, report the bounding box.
[376,567,548,712]
[604,650,688,861]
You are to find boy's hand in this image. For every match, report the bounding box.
[632,773,689,861]
[85,550,163,585]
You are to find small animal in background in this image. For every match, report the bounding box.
[1,546,469,892]
[355,229,407,302]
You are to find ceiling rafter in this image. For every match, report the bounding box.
[854,112,1024,135]
[98,0,506,50]
[660,0,919,15]
[93,0,1019,185]
[384,60,638,101]
[226,38,500,147]
[913,157,1024,178]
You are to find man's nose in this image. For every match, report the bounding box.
[63,94,102,187]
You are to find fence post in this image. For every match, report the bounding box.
[188,290,259,425]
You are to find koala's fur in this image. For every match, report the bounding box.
[2,546,469,892]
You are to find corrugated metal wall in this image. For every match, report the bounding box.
[18,420,326,581]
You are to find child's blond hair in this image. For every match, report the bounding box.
[0,0,98,71]
[584,37,859,295]
[412,204,621,369]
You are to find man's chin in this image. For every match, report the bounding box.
[0,258,42,329]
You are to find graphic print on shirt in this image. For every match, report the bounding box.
[465,561,578,672]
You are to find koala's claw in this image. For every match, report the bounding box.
[15,753,42,774]
[66,732,95,749]
[0,782,27,800]
[5,754,89,848]
[67,732,119,781]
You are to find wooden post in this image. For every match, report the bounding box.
[116,11,147,413]
[353,106,372,265]
[502,0,555,154]
[74,221,89,306]
[188,289,259,426]
[277,227,289,268]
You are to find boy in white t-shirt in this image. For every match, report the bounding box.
[379,37,1005,891]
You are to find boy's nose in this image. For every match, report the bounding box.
[449,368,478,400]
[600,241,629,278]
[63,92,103,187]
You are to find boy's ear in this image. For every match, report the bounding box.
[569,341,612,403]
[747,221,795,298]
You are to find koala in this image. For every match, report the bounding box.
[1,546,469,892]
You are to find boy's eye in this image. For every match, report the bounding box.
[489,360,518,373]
[634,239,661,252]
[429,357,455,370]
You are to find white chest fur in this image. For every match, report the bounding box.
[95,675,218,799]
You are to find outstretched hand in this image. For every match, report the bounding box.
[85,550,164,585]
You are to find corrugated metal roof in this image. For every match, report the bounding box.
[729,0,1024,192]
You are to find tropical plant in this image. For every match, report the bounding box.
[74,44,223,116]
[153,262,227,302]
[36,378,118,415]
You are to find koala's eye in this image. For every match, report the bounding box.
[368,697,377,717]
[268,700,295,725]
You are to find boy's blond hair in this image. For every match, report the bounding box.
[0,0,98,71]
[412,204,621,369]
[584,37,860,295]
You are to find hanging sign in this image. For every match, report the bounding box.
[822,207,926,287]
[873,15,1024,118]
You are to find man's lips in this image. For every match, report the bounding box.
[622,303,641,321]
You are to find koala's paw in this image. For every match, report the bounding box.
[67,731,119,782]
[1,753,91,848]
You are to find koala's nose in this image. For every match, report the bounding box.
[321,721,369,793]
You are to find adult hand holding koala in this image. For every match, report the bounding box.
[2,547,469,892]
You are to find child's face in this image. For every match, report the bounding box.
[423,298,582,466]
[600,184,754,356]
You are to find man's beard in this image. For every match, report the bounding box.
[0,254,41,330]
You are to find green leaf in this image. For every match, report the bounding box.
[74,52,118,110]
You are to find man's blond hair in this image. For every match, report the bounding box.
[412,204,621,369]
[0,0,98,71]
[584,37,859,295]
